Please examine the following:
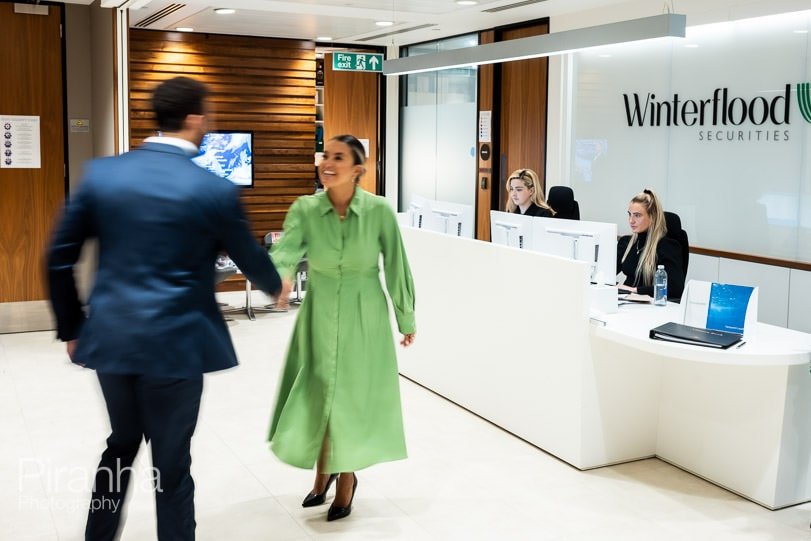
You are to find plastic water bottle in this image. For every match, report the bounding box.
[654,265,668,306]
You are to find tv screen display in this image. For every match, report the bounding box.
[192,131,253,187]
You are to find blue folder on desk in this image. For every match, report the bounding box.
[705,283,754,334]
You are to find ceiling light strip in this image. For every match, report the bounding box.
[383,14,685,76]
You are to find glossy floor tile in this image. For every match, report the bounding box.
[1,293,809,540]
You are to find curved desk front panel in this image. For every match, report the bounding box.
[398,228,811,509]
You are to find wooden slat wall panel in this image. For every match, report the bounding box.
[129,30,316,291]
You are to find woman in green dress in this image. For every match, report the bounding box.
[268,134,416,521]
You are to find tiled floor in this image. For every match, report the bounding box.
[2,293,810,540]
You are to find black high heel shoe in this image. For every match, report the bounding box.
[302,473,338,507]
[327,474,357,522]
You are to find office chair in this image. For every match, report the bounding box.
[215,255,238,285]
[547,186,580,220]
[664,211,689,276]
[215,256,239,320]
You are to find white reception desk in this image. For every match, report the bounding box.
[398,227,811,509]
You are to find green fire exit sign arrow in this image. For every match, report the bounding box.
[332,52,384,72]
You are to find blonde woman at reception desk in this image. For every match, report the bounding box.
[617,188,684,299]
[506,168,555,218]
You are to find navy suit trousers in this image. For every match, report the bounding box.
[85,373,203,541]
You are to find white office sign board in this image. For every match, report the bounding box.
[565,9,811,264]
[1,115,41,169]
[478,110,492,142]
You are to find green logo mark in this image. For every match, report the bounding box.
[798,82,811,123]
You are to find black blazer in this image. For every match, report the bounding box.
[617,231,684,299]
[513,203,553,218]
[48,142,282,378]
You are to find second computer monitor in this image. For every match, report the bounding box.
[532,217,617,285]
[489,210,535,250]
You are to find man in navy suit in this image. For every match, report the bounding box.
[47,77,283,541]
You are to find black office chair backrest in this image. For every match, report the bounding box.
[663,211,689,276]
[547,186,580,220]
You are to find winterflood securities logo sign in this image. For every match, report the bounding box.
[798,82,811,123]
[622,83,811,142]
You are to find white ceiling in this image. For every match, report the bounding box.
[94,0,634,47]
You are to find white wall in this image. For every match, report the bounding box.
[90,1,115,159]
[65,2,115,300]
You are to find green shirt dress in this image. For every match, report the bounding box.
[268,188,416,473]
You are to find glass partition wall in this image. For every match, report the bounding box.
[399,34,479,211]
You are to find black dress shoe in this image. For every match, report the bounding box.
[302,473,338,507]
[327,474,358,522]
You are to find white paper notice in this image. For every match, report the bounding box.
[478,111,491,143]
[1,115,42,169]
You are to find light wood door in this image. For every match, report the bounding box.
[0,4,65,302]
[498,22,549,212]
[324,52,381,194]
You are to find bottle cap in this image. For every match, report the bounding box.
[657,264,664,269]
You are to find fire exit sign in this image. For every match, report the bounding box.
[332,52,384,72]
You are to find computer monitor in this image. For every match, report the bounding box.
[533,217,617,285]
[192,131,254,187]
[489,210,535,250]
[426,200,474,238]
[404,195,432,229]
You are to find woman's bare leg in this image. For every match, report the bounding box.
[311,436,331,493]
[333,472,356,507]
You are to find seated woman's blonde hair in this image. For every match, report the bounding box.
[504,168,555,215]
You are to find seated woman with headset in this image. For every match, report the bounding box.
[617,189,685,299]
[506,169,556,217]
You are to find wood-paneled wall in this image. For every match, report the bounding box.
[128,30,317,290]
[323,53,381,195]
[0,3,65,302]
[497,22,549,213]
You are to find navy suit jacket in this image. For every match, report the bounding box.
[47,142,282,378]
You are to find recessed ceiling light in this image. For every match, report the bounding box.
[684,43,699,48]
[316,36,333,41]
[176,27,194,32]
[456,1,478,5]
[794,29,809,34]
[375,21,394,27]
[598,53,612,58]
[214,8,235,15]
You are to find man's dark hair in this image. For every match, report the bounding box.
[151,76,208,132]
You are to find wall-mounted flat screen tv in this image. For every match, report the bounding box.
[192,131,253,187]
